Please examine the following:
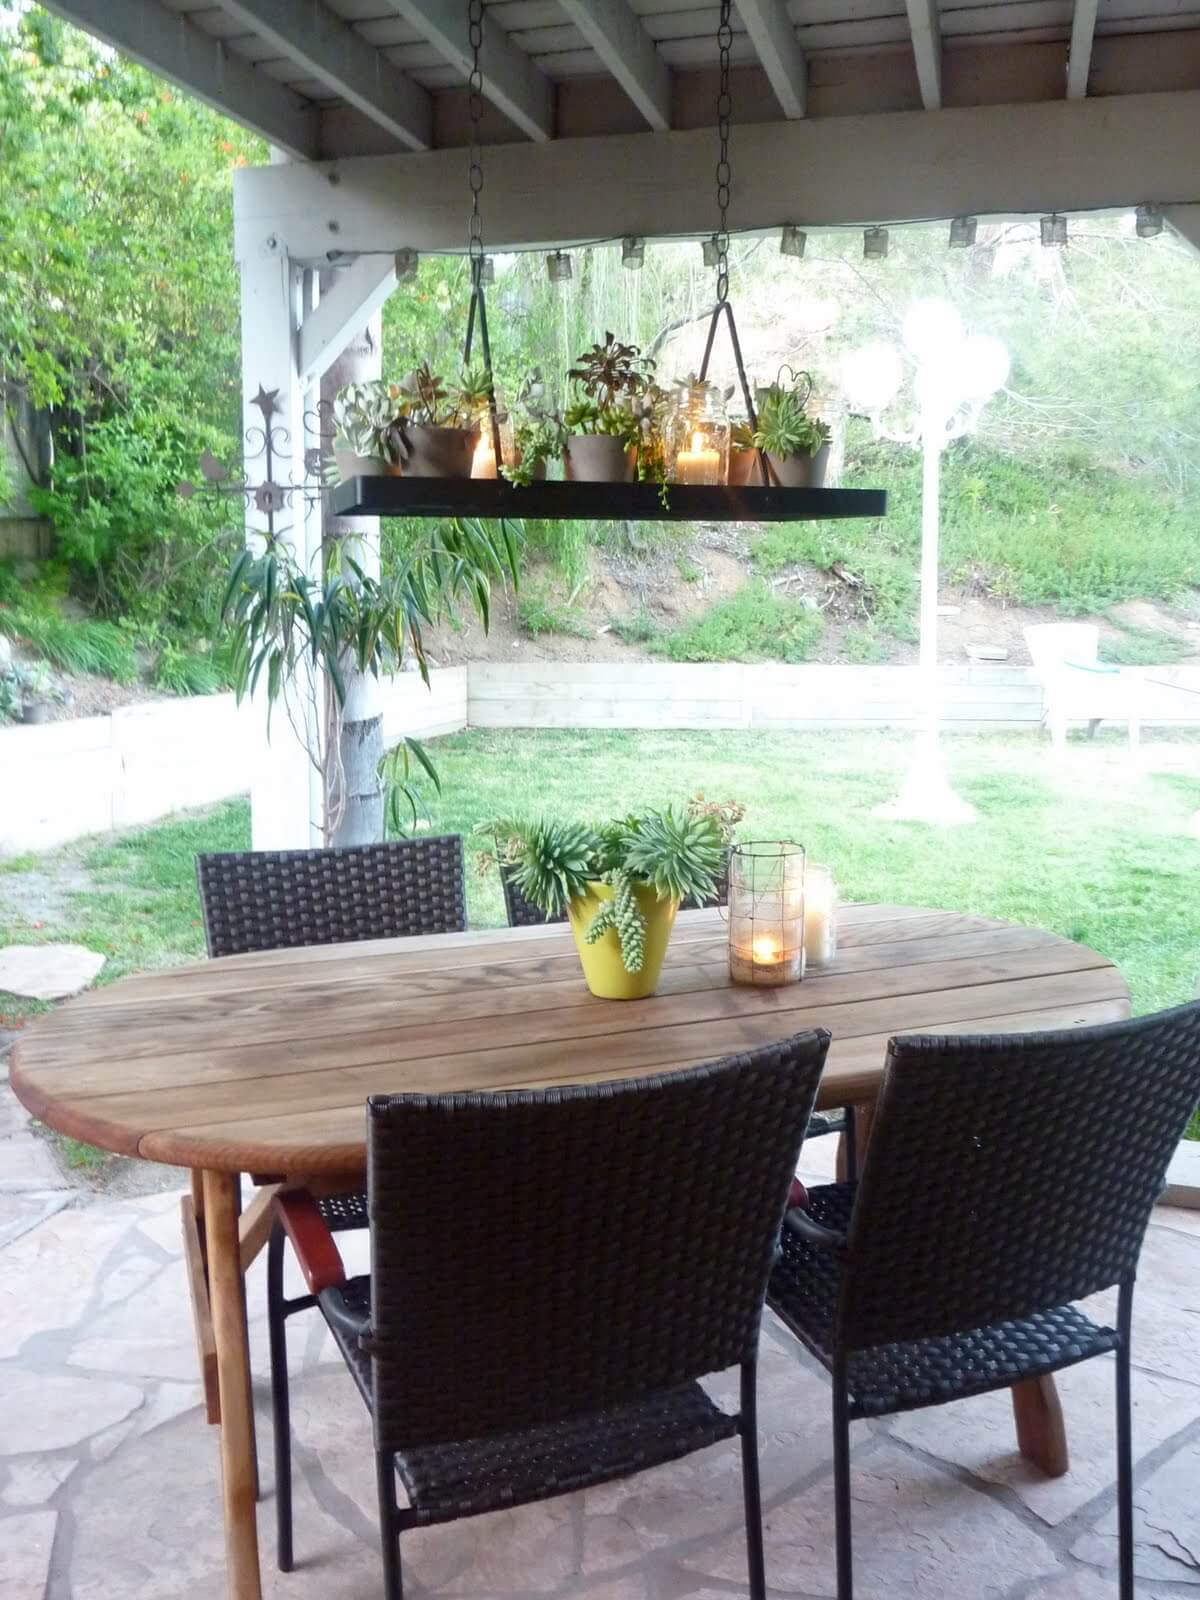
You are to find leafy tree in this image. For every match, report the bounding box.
[0,6,261,628]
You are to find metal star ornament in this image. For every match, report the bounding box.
[251,385,280,419]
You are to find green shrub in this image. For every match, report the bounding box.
[153,644,225,695]
[0,607,138,681]
[516,586,592,639]
[651,581,824,663]
[842,625,888,664]
[610,607,661,646]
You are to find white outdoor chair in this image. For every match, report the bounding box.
[1024,623,1142,750]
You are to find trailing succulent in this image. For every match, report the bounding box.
[476,797,740,973]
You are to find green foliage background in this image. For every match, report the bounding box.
[2,4,1199,657]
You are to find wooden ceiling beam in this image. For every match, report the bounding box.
[220,0,432,151]
[904,0,943,109]
[382,0,554,141]
[235,88,1200,261]
[39,0,319,158]
[734,0,807,116]
[1066,0,1100,97]
[556,0,672,131]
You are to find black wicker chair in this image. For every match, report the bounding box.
[501,852,855,1171]
[767,1001,1200,1600]
[195,836,467,957]
[268,1031,832,1598]
[195,837,468,1403]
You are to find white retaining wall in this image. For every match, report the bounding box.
[3,660,1199,854]
[0,667,468,853]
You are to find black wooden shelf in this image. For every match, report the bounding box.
[329,476,887,523]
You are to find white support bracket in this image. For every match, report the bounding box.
[904,0,943,111]
[298,256,398,389]
[557,0,671,131]
[734,0,806,118]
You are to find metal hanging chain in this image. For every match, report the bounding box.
[467,0,485,284]
[714,0,734,305]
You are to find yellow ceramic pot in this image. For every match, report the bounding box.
[567,880,679,1000]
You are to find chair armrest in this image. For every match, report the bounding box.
[783,1207,848,1255]
[274,1190,347,1295]
[787,1178,809,1210]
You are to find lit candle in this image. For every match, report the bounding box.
[471,434,497,479]
[675,430,721,485]
[752,935,781,965]
[804,867,838,967]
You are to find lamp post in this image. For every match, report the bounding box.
[843,300,1009,824]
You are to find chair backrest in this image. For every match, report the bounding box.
[195,837,466,957]
[365,1031,830,1451]
[837,1002,1200,1353]
[499,848,729,929]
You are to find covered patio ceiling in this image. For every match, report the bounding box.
[40,0,1200,166]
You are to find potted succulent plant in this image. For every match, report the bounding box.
[752,369,831,488]
[394,361,491,478]
[330,380,407,480]
[563,332,656,483]
[727,418,761,486]
[501,371,567,487]
[479,805,726,999]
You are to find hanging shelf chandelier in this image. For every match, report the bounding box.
[329,0,886,527]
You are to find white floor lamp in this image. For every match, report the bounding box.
[843,299,1010,824]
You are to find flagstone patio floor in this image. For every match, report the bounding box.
[3,1053,1200,1600]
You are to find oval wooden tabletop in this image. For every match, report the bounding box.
[11,904,1129,1176]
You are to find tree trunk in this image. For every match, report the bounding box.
[321,295,385,846]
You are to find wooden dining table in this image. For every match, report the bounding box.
[11,901,1129,1600]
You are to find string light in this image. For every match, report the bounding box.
[949,216,977,248]
[621,236,645,270]
[546,250,573,282]
[393,247,419,281]
[1040,213,1068,247]
[477,255,495,284]
[1135,204,1164,239]
[780,224,807,259]
[702,235,721,268]
[863,226,889,260]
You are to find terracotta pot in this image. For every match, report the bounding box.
[396,422,479,479]
[764,442,830,489]
[562,435,636,483]
[333,449,389,483]
[728,448,769,487]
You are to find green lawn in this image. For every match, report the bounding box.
[2,727,1198,1132]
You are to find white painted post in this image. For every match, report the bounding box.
[238,243,323,850]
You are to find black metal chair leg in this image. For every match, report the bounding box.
[841,1108,857,1184]
[267,1224,294,1573]
[739,1359,767,1600]
[1116,1280,1135,1600]
[832,1363,854,1600]
[376,1451,404,1600]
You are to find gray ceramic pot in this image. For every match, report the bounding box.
[764,443,830,489]
[396,423,479,478]
[562,435,636,483]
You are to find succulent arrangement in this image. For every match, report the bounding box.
[478,797,737,975]
[502,371,568,487]
[752,367,831,460]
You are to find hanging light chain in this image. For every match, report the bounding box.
[467,0,485,282]
[714,0,734,305]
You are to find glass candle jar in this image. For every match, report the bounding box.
[728,841,806,987]
[802,865,838,968]
[666,381,730,485]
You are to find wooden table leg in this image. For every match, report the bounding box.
[203,1169,264,1600]
[1011,1374,1070,1477]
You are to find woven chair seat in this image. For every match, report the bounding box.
[320,1276,740,1525]
[768,1182,1120,1419]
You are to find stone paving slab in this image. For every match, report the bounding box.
[2,1190,1200,1600]
[0,942,104,1000]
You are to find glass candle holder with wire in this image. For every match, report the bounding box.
[728,841,806,987]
